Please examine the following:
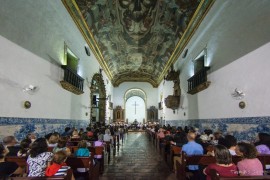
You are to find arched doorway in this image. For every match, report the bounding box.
[124,89,146,124]
[89,73,106,124]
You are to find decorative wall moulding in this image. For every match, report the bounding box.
[60,81,84,95]
[165,95,180,112]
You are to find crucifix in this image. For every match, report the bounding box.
[132,101,139,114]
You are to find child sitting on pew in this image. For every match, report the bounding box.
[45,151,69,176]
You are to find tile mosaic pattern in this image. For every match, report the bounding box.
[165,117,270,141]
[0,117,89,140]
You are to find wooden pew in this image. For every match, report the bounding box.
[65,156,99,180]
[176,152,242,180]
[210,169,270,180]
[5,156,27,168]
[169,145,181,170]
[176,152,270,180]
[88,146,105,174]
[10,169,73,180]
[257,155,270,171]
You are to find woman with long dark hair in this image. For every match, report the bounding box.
[27,138,53,177]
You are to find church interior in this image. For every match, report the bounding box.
[1,0,270,179]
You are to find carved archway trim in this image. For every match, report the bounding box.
[89,73,106,123]
[124,88,147,102]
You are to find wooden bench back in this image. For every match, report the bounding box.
[94,146,104,155]
[171,146,182,155]
[176,152,243,180]
[257,155,270,170]
[5,156,27,167]
[10,169,73,180]
[210,169,270,180]
[66,157,91,169]
[65,156,99,180]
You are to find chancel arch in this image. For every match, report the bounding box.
[124,89,147,124]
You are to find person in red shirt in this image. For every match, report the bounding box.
[203,145,238,180]
[45,151,68,177]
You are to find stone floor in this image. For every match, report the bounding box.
[100,132,176,180]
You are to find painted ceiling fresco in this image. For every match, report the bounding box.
[63,0,214,87]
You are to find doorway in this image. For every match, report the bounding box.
[125,96,146,124]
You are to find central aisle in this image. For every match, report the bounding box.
[101,132,176,180]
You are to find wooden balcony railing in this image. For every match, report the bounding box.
[187,67,210,95]
[60,65,84,95]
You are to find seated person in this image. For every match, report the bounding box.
[17,138,31,157]
[53,137,71,156]
[27,138,54,177]
[78,128,84,136]
[254,132,270,154]
[45,151,69,176]
[94,134,104,147]
[0,143,24,178]
[74,140,90,157]
[27,133,37,143]
[2,136,20,156]
[203,145,238,180]
[218,135,237,155]
[171,129,187,147]
[236,142,263,176]
[198,134,212,155]
[61,127,72,137]
[103,129,113,143]
[48,134,59,147]
[173,132,204,176]
[74,140,91,173]
[211,131,223,145]
[71,130,80,139]
[157,128,165,139]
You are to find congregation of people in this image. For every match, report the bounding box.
[0,124,127,179]
[1,121,270,179]
[146,124,270,179]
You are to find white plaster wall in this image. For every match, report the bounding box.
[198,43,270,118]
[113,82,158,109]
[161,0,270,121]
[0,1,112,120]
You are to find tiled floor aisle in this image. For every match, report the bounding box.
[100,132,177,180]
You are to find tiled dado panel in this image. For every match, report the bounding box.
[166,117,270,141]
[0,117,89,140]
